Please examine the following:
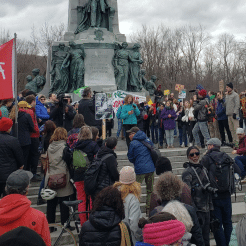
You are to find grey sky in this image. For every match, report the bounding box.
[0,0,246,41]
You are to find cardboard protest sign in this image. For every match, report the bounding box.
[95,93,113,120]
[148,99,153,106]
[219,80,224,92]
[164,90,170,96]
[180,85,185,90]
[178,89,186,99]
[175,84,181,91]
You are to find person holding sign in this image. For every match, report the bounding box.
[121,95,140,147]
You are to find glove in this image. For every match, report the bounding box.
[233,113,236,119]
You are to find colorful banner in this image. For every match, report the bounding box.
[95,93,113,120]
[73,86,88,97]
[164,90,170,96]
[0,39,15,100]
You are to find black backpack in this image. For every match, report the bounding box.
[207,152,235,194]
[84,154,113,196]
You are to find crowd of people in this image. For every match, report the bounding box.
[0,84,246,246]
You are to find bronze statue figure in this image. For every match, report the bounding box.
[25,69,46,93]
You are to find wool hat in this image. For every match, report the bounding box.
[196,84,204,91]
[207,138,222,147]
[0,117,13,132]
[155,157,172,175]
[186,146,200,157]
[198,89,207,98]
[119,166,136,184]
[143,220,186,245]
[18,101,31,109]
[237,128,245,134]
[226,82,233,89]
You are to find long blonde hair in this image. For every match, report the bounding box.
[113,181,141,202]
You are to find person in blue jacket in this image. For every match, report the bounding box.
[216,92,232,144]
[121,94,140,147]
[127,126,155,215]
[35,95,50,126]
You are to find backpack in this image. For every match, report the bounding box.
[84,153,113,195]
[207,152,235,194]
[140,140,161,166]
[73,149,90,173]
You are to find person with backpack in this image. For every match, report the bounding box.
[182,146,214,246]
[73,126,100,225]
[201,138,234,246]
[84,137,119,201]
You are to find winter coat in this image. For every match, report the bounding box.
[216,99,228,121]
[35,97,50,122]
[121,103,140,125]
[78,98,102,129]
[193,98,209,122]
[79,205,122,246]
[0,194,51,246]
[182,162,213,212]
[19,107,39,138]
[225,90,240,116]
[148,108,158,127]
[94,146,119,196]
[116,105,123,119]
[0,132,24,183]
[127,130,155,175]
[160,107,177,130]
[73,139,100,182]
[50,105,76,132]
[237,135,246,156]
[123,194,143,245]
[150,200,205,246]
[12,111,34,146]
[45,140,74,197]
[0,106,9,118]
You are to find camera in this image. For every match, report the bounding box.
[203,183,218,195]
[56,94,69,107]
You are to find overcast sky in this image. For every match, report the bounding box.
[1,0,246,41]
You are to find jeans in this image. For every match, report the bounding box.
[235,155,246,178]
[150,123,158,143]
[179,127,187,146]
[192,122,210,146]
[218,119,233,143]
[188,121,196,143]
[38,177,45,198]
[159,128,165,146]
[166,129,174,146]
[212,197,232,246]
[116,119,126,138]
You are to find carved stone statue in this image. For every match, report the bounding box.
[74,0,115,34]
[128,43,143,92]
[145,75,157,96]
[114,42,130,91]
[50,43,70,94]
[25,69,46,93]
[140,69,148,88]
[69,41,86,91]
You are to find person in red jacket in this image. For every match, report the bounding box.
[232,128,246,180]
[0,169,51,246]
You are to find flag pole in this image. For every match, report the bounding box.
[14,33,18,138]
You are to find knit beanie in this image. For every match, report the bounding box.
[196,84,204,91]
[186,146,199,157]
[226,82,233,89]
[0,117,13,132]
[119,166,136,184]
[143,220,186,245]
[198,89,207,98]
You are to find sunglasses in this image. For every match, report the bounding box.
[189,152,200,157]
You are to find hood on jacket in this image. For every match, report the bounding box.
[0,194,31,226]
[132,130,147,141]
[97,145,116,159]
[89,206,122,230]
[75,139,93,150]
[48,140,66,155]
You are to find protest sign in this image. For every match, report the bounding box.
[180,85,185,90]
[219,80,224,92]
[148,99,153,106]
[95,93,113,120]
[164,90,170,96]
[175,84,181,91]
[178,89,186,99]
[73,86,88,97]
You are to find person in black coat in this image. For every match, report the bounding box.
[0,116,24,197]
[79,186,125,246]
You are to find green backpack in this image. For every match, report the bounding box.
[73,149,90,173]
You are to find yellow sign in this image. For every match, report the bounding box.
[148,99,153,106]
[164,90,170,96]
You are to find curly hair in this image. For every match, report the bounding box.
[73,114,85,128]
[124,94,133,105]
[155,172,182,201]
[92,186,125,220]
[113,181,141,202]
[49,127,67,143]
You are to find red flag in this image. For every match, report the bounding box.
[0,39,15,100]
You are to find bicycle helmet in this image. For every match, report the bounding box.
[41,188,57,200]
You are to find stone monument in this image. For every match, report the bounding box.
[25,68,46,93]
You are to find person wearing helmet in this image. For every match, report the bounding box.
[0,170,51,246]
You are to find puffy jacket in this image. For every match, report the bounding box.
[182,162,213,212]
[35,97,50,121]
[94,146,119,196]
[78,98,102,129]
[0,132,24,183]
[127,131,155,175]
[193,98,209,122]
[121,104,140,125]
[0,194,51,246]
[116,105,123,119]
[73,139,100,182]
[12,111,34,146]
[216,99,228,121]
[225,90,240,116]
[79,206,122,246]
[160,107,177,130]
[237,135,246,156]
